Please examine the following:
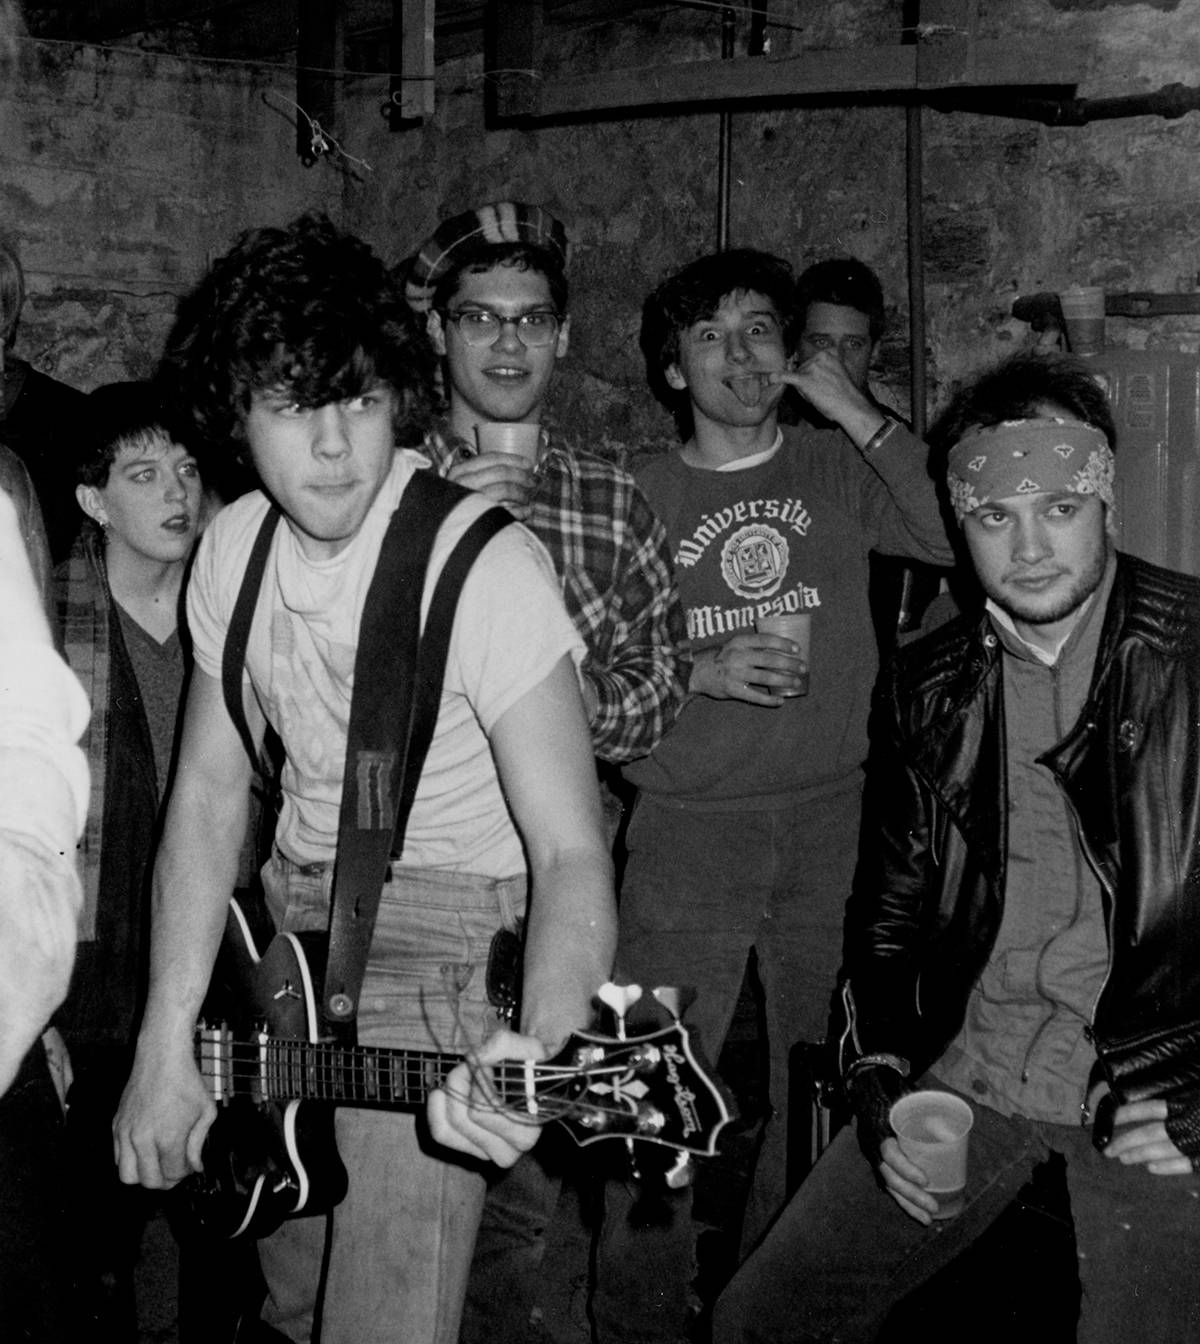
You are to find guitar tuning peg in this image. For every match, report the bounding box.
[598,982,643,1035]
[664,1151,693,1190]
[650,985,695,1022]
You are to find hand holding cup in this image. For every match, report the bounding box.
[888,1090,974,1221]
[755,612,811,697]
[447,422,542,519]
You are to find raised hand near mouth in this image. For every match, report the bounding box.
[770,350,888,448]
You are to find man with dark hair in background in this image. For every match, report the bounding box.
[600,246,950,1342]
[714,350,1200,1344]
[792,256,948,649]
[405,198,688,1344]
[793,256,886,394]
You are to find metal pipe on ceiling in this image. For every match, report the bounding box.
[716,5,736,250]
[931,82,1200,127]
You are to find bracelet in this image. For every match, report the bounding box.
[844,1051,911,1082]
[860,417,900,457]
[1166,1095,1200,1160]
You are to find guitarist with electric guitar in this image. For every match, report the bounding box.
[191,894,731,1242]
[113,216,624,1344]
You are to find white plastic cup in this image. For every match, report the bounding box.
[889,1090,974,1220]
[474,421,542,464]
[1058,286,1106,354]
[756,611,810,696]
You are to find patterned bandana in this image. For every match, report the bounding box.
[404,201,570,314]
[946,417,1115,522]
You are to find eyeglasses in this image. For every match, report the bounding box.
[441,308,563,349]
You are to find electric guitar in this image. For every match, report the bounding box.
[186,898,733,1239]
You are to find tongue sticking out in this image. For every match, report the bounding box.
[728,373,771,407]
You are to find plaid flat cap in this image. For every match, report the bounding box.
[404,200,569,313]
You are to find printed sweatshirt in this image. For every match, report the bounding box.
[624,420,951,809]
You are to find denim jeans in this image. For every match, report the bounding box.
[593,781,863,1342]
[712,1082,1200,1344]
[256,851,526,1344]
[459,1127,585,1344]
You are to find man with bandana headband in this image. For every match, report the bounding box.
[712,350,1200,1344]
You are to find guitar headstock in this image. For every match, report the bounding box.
[518,1017,734,1157]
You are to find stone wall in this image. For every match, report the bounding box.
[1,35,339,389]
[5,0,1200,460]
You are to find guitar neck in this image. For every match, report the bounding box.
[209,1036,536,1110]
[264,1039,457,1106]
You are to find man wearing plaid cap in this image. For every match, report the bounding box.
[405,201,689,1342]
[714,350,1200,1343]
[406,199,688,767]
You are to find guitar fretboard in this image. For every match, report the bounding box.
[200,1034,537,1110]
[265,1040,456,1105]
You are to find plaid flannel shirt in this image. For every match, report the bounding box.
[424,425,689,763]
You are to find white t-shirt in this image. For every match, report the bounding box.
[188,451,584,877]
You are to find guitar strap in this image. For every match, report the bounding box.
[222,499,281,765]
[221,468,513,1043]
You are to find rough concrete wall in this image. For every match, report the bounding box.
[1,37,339,390]
[6,0,1200,456]
[923,0,1200,404]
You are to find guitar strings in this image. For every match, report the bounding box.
[193,1041,657,1127]
[195,1048,640,1098]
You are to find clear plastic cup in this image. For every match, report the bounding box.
[1058,286,1106,354]
[474,421,541,464]
[889,1090,974,1219]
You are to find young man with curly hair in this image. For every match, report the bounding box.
[114,214,616,1344]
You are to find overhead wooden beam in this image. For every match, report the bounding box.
[497,34,1087,122]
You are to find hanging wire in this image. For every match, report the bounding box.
[261,90,373,173]
[19,31,436,82]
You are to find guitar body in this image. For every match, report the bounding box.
[189,906,349,1240]
[188,1092,346,1241]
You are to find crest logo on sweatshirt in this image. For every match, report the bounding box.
[721,524,789,600]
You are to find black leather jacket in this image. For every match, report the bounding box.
[835,552,1200,1107]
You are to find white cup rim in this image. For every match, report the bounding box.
[889,1089,974,1141]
